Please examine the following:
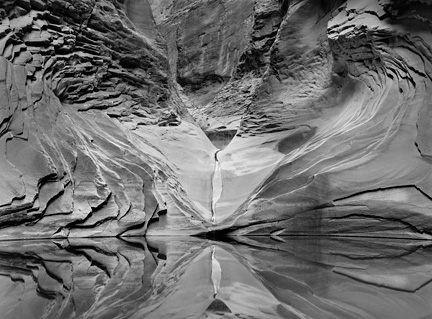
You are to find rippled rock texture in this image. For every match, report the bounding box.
[2,0,432,238]
[0,0,217,238]
[1,237,432,319]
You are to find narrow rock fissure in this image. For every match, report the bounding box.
[333,185,432,203]
[211,151,222,225]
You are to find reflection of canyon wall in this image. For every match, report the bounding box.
[1,237,432,319]
[2,0,432,238]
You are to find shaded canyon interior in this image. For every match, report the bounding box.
[4,0,432,318]
[2,0,432,239]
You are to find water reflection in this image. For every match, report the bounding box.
[0,236,432,319]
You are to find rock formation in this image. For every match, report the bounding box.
[1,0,432,238]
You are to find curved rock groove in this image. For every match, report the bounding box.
[124,0,158,44]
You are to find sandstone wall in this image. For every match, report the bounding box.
[2,0,432,239]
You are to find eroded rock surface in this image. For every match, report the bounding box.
[1,0,432,238]
[0,0,217,238]
[210,0,432,237]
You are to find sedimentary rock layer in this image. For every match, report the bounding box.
[209,0,432,237]
[2,0,432,238]
[0,0,216,238]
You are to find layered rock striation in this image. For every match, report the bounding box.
[0,0,216,238]
[1,0,432,238]
[212,0,432,237]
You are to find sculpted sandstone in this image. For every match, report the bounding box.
[1,0,432,239]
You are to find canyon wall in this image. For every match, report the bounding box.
[1,0,432,239]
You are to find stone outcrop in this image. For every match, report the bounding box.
[210,0,432,238]
[1,0,432,239]
[0,0,216,238]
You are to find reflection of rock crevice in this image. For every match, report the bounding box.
[2,237,432,319]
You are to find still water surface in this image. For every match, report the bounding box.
[0,236,432,319]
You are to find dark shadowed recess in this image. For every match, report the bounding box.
[205,129,238,150]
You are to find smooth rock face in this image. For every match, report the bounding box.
[1,0,432,238]
[0,237,432,319]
